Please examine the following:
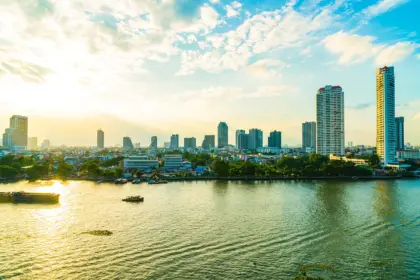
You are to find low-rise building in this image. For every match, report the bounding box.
[397,150,420,160]
[329,154,369,166]
[123,155,158,171]
[164,154,183,170]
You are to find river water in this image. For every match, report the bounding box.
[1,180,420,279]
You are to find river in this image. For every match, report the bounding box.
[1,180,420,279]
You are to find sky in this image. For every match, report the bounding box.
[0,0,419,147]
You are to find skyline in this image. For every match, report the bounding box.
[1,0,419,146]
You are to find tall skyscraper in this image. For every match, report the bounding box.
[268,130,282,149]
[218,122,228,148]
[202,135,215,149]
[170,134,179,149]
[237,133,249,150]
[235,129,246,148]
[376,66,396,165]
[123,137,134,149]
[302,122,316,152]
[150,136,158,149]
[248,128,263,150]
[395,117,404,151]
[316,85,345,156]
[2,115,28,151]
[28,137,38,151]
[184,137,197,149]
[97,129,104,149]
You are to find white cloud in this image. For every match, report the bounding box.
[376,42,418,65]
[246,59,286,78]
[363,0,409,18]
[232,1,243,9]
[226,5,240,18]
[322,31,418,65]
[210,0,220,3]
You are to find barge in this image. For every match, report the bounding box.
[0,192,60,204]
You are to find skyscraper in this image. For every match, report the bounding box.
[395,117,404,151]
[170,134,179,149]
[28,137,38,151]
[150,136,158,149]
[376,66,396,165]
[41,139,50,150]
[237,133,249,150]
[97,129,104,149]
[268,130,282,149]
[316,85,345,156]
[123,137,134,149]
[202,135,215,149]
[218,122,228,148]
[235,129,246,148]
[302,122,316,152]
[3,115,28,151]
[184,137,197,149]
[248,128,263,150]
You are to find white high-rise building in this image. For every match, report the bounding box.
[376,66,396,165]
[316,85,345,156]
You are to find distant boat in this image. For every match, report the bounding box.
[132,179,142,184]
[148,179,168,185]
[115,179,128,184]
[96,180,103,184]
[122,196,144,202]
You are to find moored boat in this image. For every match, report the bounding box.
[115,178,128,184]
[148,179,168,185]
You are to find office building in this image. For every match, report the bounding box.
[376,66,396,165]
[184,137,196,149]
[123,156,158,172]
[235,129,246,148]
[164,142,170,148]
[268,130,282,149]
[150,136,158,149]
[28,137,38,151]
[97,129,104,149]
[302,122,316,152]
[316,85,345,156]
[397,150,420,160]
[164,154,183,170]
[170,134,179,149]
[248,128,263,150]
[41,139,50,150]
[395,117,404,151]
[123,137,134,149]
[3,115,28,151]
[202,135,215,149]
[218,122,228,148]
[237,133,249,150]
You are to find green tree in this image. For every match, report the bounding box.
[0,165,19,178]
[211,160,230,177]
[368,154,380,168]
[57,161,74,179]
[102,156,124,168]
[25,164,50,180]
[115,168,124,178]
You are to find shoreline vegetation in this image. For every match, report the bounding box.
[0,153,418,184]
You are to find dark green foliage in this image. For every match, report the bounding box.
[25,164,49,180]
[57,161,74,179]
[101,157,124,168]
[211,160,230,177]
[0,166,19,178]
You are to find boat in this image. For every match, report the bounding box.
[114,178,128,184]
[0,192,60,204]
[132,179,142,184]
[96,180,103,184]
[122,196,144,202]
[148,179,168,185]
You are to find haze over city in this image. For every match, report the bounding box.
[0,0,419,146]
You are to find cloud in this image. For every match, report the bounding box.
[376,42,418,65]
[1,60,52,83]
[416,54,420,60]
[225,1,242,18]
[246,59,286,78]
[363,0,410,18]
[322,31,418,65]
